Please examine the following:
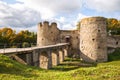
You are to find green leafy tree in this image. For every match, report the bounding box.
[0,28,37,48]
[107,18,120,35]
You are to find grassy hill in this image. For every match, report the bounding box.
[0,50,120,80]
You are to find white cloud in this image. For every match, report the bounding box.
[78,13,89,20]
[84,0,120,12]
[0,1,40,29]
[76,13,90,24]
[0,0,86,31]
[53,16,77,30]
[16,0,82,19]
[57,17,66,23]
[1,0,119,32]
[54,13,89,30]
[62,24,76,30]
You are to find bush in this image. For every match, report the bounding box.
[108,48,120,61]
[22,42,30,48]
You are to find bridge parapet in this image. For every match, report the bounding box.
[0,43,68,54]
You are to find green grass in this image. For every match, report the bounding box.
[0,51,120,80]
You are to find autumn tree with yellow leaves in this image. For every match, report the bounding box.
[0,28,36,48]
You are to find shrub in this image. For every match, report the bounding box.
[108,48,120,61]
[22,42,30,48]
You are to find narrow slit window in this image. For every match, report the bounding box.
[92,39,95,41]
[98,46,100,49]
[98,30,100,32]
[116,42,118,45]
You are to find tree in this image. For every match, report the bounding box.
[0,28,16,48]
[0,27,37,48]
[13,30,37,47]
[106,18,120,35]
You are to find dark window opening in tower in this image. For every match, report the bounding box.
[92,39,95,41]
[116,42,118,45]
[65,36,71,43]
[98,30,100,32]
[98,46,100,49]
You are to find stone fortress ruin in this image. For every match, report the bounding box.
[37,17,120,63]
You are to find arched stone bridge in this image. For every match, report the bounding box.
[0,43,69,69]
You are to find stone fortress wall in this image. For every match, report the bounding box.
[37,21,80,57]
[60,30,80,56]
[80,17,107,62]
[107,35,120,48]
[37,17,120,63]
[60,30,79,49]
[107,35,120,54]
[37,21,60,46]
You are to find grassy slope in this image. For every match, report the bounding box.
[0,50,120,80]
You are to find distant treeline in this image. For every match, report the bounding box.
[0,27,37,48]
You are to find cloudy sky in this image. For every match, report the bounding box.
[0,0,120,32]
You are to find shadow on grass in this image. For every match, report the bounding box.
[51,58,97,71]
[0,64,39,78]
[0,54,40,78]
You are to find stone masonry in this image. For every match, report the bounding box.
[37,21,79,57]
[80,17,108,62]
[36,16,120,65]
[3,17,120,70]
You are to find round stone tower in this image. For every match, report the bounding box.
[37,21,60,46]
[80,17,107,62]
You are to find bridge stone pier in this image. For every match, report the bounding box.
[0,43,69,69]
[33,50,39,66]
[39,50,52,69]
[59,48,65,63]
[63,45,69,57]
[26,53,33,65]
[52,49,60,66]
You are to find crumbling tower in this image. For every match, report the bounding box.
[37,21,60,46]
[80,17,107,62]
